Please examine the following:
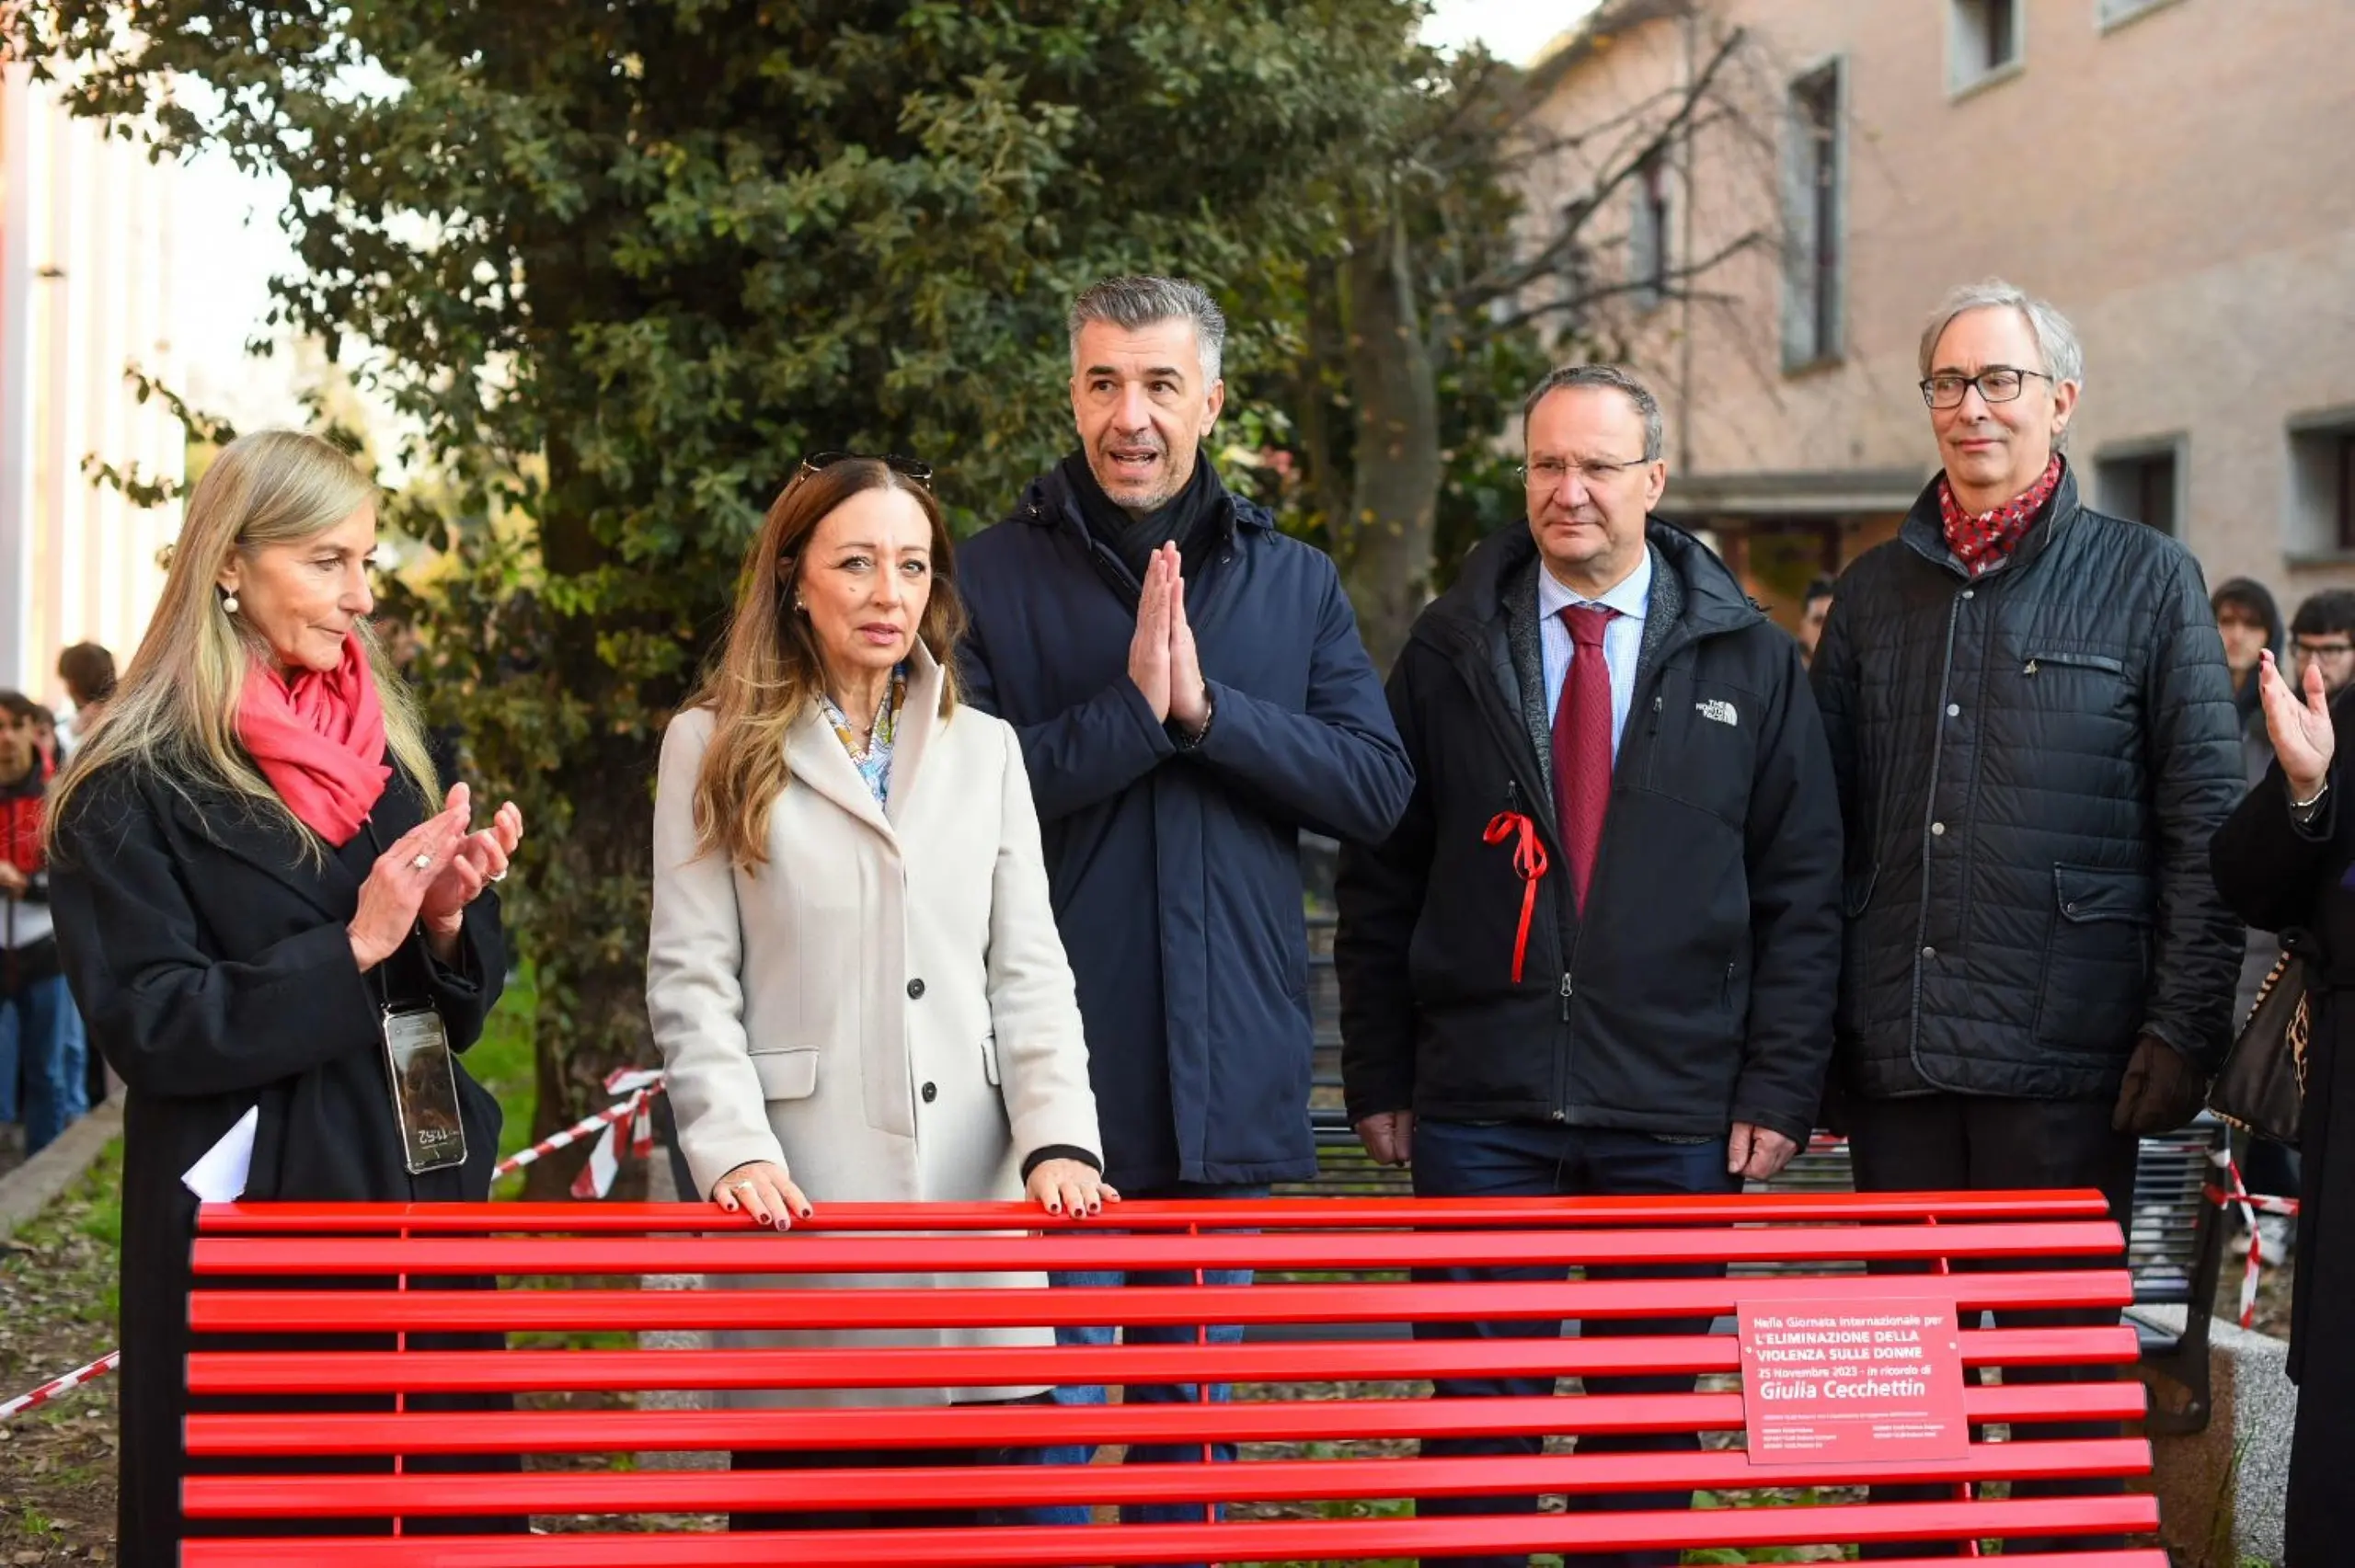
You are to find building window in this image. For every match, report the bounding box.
[2292,422,2355,555]
[1782,63,1844,370]
[1630,153,1670,311]
[1950,0,2024,90]
[2095,444,2181,535]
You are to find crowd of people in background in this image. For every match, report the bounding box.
[0,641,115,1162]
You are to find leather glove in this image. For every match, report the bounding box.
[2111,1036,2209,1135]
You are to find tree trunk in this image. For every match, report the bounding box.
[1339,204,1442,674]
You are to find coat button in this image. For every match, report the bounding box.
[1947,704,1960,717]
[907,979,925,1000]
[921,1082,937,1103]
[1931,822,1946,836]
[1922,945,1937,959]
[1961,589,1975,601]
[2065,901,2079,915]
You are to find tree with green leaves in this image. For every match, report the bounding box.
[10,0,1423,1185]
[1293,4,1770,668]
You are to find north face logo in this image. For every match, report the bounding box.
[1695,699,1739,727]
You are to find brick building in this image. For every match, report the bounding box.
[1519,0,2355,624]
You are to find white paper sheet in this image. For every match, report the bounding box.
[181,1105,258,1202]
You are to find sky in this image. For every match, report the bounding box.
[172,1,1605,433]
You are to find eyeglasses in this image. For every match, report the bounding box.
[2293,640,2355,661]
[798,450,934,486]
[1520,455,1648,488]
[1919,367,2053,409]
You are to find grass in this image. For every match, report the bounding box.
[464,963,542,1194]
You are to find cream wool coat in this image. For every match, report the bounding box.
[647,647,1101,1408]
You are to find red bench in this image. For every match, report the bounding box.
[181,1192,2170,1564]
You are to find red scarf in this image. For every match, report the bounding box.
[1939,454,2063,576]
[236,635,391,844]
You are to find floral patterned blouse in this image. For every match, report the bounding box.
[818,666,908,806]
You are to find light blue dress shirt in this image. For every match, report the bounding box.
[1537,547,1652,760]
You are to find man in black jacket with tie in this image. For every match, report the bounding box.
[1335,364,1842,1568]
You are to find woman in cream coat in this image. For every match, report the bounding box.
[646,453,1109,1531]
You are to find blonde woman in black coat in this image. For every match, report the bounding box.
[47,430,523,1562]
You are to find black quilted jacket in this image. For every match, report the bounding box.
[1810,464,2244,1100]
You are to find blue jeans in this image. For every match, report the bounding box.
[0,974,87,1155]
[1016,1180,1269,1549]
[1409,1119,1739,1568]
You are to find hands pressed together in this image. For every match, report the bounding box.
[1128,542,1212,737]
[348,782,526,971]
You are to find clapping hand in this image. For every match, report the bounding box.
[2258,648,2335,803]
[419,784,525,951]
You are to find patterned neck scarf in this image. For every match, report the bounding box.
[820,666,908,806]
[1939,454,2063,577]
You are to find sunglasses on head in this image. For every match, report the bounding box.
[798,450,934,486]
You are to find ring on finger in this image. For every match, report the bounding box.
[411,853,433,871]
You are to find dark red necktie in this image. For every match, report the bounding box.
[1552,605,1619,911]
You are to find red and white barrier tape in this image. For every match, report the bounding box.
[0,1349,119,1421]
[2207,1147,2300,1329]
[496,1069,666,1196]
[2,1070,667,1421]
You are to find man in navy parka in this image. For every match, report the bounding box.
[956,275,1412,1524]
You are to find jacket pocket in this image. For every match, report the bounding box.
[2033,864,2156,1057]
[2022,650,2127,677]
[980,1035,1002,1088]
[748,1047,820,1102]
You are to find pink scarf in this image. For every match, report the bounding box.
[237,635,391,844]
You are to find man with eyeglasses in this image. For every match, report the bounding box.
[1809,280,2242,1556]
[955,275,1411,1543]
[2289,589,2355,700]
[1334,363,1841,1568]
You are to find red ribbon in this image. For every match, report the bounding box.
[1483,810,1549,984]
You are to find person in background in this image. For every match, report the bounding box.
[2214,578,2291,1258]
[46,429,523,1560]
[56,641,118,757]
[955,274,1411,1540]
[647,454,1107,1532]
[0,691,84,1156]
[2211,644,2355,1567]
[1797,575,1836,668]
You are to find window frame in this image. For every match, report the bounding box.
[2286,409,2355,561]
[2091,435,2188,539]
[1948,0,2028,97]
[1780,57,1846,373]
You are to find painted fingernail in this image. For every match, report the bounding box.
[1047,1204,1062,1215]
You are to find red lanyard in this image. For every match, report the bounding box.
[1482,809,1549,983]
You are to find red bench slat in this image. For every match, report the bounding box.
[178,1497,2164,1565]
[180,1436,2154,1516]
[193,1189,2120,1231]
[187,1219,2125,1276]
[186,1379,2150,1457]
[188,1323,2145,1399]
[183,1271,2133,1345]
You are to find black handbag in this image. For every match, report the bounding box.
[2208,945,2310,1148]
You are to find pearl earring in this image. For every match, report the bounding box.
[222,592,240,614]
